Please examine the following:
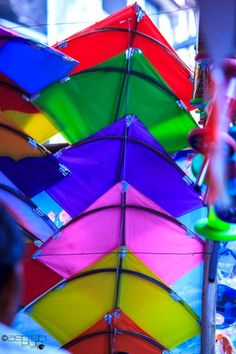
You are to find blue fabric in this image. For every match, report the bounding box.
[172,335,201,354]
[217,284,236,329]
[32,191,71,228]
[0,28,78,95]
[0,171,57,242]
[172,263,203,317]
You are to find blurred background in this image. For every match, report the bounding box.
[2,1,236,352]
[0,0,197,69]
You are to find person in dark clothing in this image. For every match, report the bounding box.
[0,203,67,353]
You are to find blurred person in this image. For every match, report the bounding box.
[216,332,234,354]
[0,204,68,353]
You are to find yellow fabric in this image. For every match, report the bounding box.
[120,257,200,348]
[29,255,115,344]
[29,250,200,348]
[1,110,58,144]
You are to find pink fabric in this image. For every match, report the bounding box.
[37,183,204,283]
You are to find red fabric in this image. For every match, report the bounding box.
[65,310,163,354]
[54,4,193,109]
[0,74,39,113]
[22,243,62,306]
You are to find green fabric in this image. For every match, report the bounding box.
[35,52,196,153]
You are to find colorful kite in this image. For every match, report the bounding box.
[25,250,200,350]
[0,4,208,353]
[0,118,70,196]
[0,26,78,95]
[34,51,196,153]
[35,182,203,283]
[40,117,202,218]
[0,170,58,241]
[22,242,62,306]
[0,74,58,143]
[0,117,63,240]
[54,3,193,109]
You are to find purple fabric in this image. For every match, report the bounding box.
[0,155,66,197]
[47,116,202,217]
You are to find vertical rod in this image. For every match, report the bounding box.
[193,12,218,354]
[195,157,209,190]
[114,191,126,309]
[201,240,217,354]
[208,241,220,283]
[104,313,113,354]
[108,323,112,354]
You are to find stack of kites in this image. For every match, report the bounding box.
[0,4,208,353]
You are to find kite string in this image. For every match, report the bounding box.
[148,6,197,17]
[30,251,209,258]
[7,7,198,30]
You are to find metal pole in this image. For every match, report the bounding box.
[201,240,217,354]
[192,11,218,354]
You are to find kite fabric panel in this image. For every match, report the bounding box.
[0,75,58,143]
[0,26,78,95]
[25,251,200,349]
[0,115,44,160]
[35,51,196,153]
[35,182,204,284]
[0,155,67,197]
[0,121,70,197]
[22,242,62,306]
[45,116,202,218]
[54,3,193,110]
[62,310,166,354]
[0,171,58,242]
[0,5,206,353]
